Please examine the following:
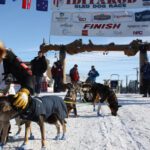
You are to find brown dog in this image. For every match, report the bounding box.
[63,83,78,117]
[82,83,120,116]
[0,95,67,149]
[0,102,13,146]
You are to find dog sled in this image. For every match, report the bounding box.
[110,74,120,93]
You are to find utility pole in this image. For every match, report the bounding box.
[126,75,128,93]
[133,67,139,93]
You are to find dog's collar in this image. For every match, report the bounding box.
[64,100,76,104]
[65,96,73,100]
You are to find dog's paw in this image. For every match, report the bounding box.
[0,146,3,150]
[54,134,60,140]
[82,99,86,103]
[97,113,102,117]
[74,115,79,118]
[13,134,19,140]
[93,108,96,112]
[41,146,47,150]
[29,134,35,140]
[60,134,66,140]
[0,143,4,150]
[19,143,30,150]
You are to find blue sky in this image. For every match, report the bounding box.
[0,0,150,85]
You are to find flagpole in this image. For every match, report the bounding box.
[49,9,52,44]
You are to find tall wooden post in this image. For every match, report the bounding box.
[59,46,66,83]
[139,45,148,93]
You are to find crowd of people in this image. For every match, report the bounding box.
[0,41,100,100]
[1,40,150,98]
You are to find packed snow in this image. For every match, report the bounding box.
[2,93,150,150]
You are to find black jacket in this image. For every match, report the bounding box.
[31,56,47,76]
[3,50,34,94]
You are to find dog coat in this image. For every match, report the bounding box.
[20,96,67,122]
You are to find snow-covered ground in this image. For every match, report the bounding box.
[3,93,150,150]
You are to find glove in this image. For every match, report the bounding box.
[13,88,30,109]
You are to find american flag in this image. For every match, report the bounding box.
[0,0,5,4]
[53,0,59,7]
[36,0,48,11]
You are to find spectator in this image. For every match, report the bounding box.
[31,51,47,96]
[51,60,63,92]
[141,60,150,97]
[69,64,80,86]
[86,66,99,83]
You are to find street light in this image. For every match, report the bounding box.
[126,74,135,93]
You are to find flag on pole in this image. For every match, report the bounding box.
[53,0,59,7]
[22,0,32,9]
[0,0,6,4]
[36,0,48,11]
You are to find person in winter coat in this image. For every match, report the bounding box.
[51,61,63,92]
[141,60,150,97]
[0,41,35,145]
[69,64,80,86]
[31,51,47,96]
[0,41,34,106]
[86,66,99,84]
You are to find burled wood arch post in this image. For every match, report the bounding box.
[59,46,66,83]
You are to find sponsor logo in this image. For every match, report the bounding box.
[135,10,150,22]
[133,31,143,35]
[66,0,137,5]
[60,23,73,27]
[82,30,88,36]
[62,29,70,35]
[77,15,86,22]
[113,14,133,19]
[73,13,91,22]
[83,24,121,29]
[93,14,111,20]
[128,24,148,28]
[113,13,134,22]
[55,12,69,22]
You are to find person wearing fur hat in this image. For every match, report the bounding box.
[0,41,35,146]
[0,41,34,109]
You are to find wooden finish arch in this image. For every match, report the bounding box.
[40,39,150,93]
